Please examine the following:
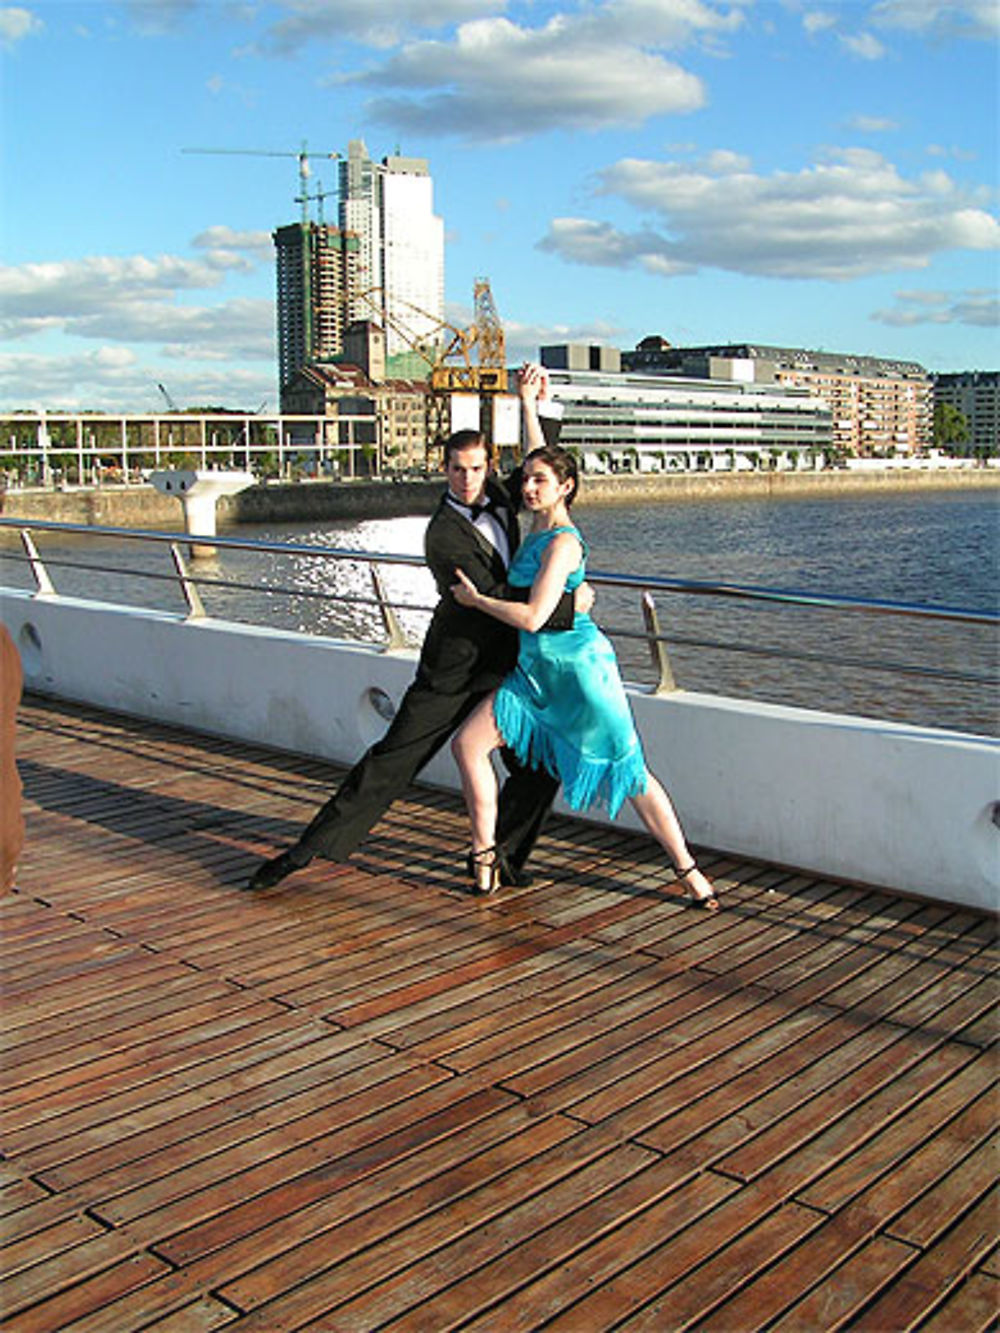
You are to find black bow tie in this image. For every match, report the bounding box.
[456,496,498,521]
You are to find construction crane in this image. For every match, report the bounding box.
[336,280,511,456]
[429,278,508,395]
[182,143,341,222]
[352,280,507,392]
[295,181,337,226]
[157,382,180,413]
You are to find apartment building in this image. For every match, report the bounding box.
[624,340,933,453]
[934,371,999,450]
[539,346,832,469]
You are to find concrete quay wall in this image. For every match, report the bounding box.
[1,467,996,529]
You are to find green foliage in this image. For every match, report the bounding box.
[933,402,970,448]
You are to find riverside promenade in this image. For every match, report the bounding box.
[1,467,997,531]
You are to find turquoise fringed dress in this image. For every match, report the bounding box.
[494,525,648,818]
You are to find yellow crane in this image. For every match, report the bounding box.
[349,279,510,450]
[429,279,508,395]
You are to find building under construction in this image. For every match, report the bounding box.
[273,223,361,390]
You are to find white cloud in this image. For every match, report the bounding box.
[124,0,199,34]
[0,240,275,403]
[0,346,274,413]
[802,10,837,34]
[192,226,274,263]
[256,0,501,53]
[872,288,1000,327]
[539,219,695,275]
[840,29,886,58]
[0,6,43,46]
[848,114,900,132]
[927,143,979,162]
[800,0,996,56]
[870,0,998,39]
[503,317,625,365]
[351,5,724,139]
[538,147,1000,280]
[0,252,256,324]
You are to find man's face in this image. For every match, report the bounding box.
[445,444,490,507]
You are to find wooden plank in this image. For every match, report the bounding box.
[0,1254,172,1333]
[765,1232,919,1331]
[849,1187,998,1331]
[916,1271,1000,1333]
[714,1039,981,1187]
[224,1139,662,1330]
[693,1205,917,1331]
[0,1232,169,1323]
[26,1039,403,1189]
[798,1062,996,1213]
[885,1132,999,1248]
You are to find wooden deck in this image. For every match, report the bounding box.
[2,695,997,1332]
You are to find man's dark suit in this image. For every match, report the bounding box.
[287,459,572,877]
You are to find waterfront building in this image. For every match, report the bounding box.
[623,339,933,455]
[273,222,361,391]
[538,346,832,471]
[281,351,428,474]
[339,139,445,379]
[934,371,999,451]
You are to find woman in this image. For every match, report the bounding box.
[450,440,718,909]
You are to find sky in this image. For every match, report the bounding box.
[0,0,997,413]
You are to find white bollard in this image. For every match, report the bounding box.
[149,469,255,557]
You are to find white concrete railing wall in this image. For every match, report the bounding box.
[3,589,998,913]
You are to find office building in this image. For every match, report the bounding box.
[934,371,999,451]
[273,222,361,391]
[339,139,445,377]
[624,339,933,453]
[539,346,832,470]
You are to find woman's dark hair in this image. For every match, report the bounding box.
[524,443,579,506]
[443,429,494,464]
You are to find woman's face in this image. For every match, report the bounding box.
[521,458,571,511]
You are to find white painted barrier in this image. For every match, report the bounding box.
[3,589,997,913]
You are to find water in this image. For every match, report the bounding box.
[3,488,997,736]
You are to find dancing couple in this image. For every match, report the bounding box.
[247,365,716,910]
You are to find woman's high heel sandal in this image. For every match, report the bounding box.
[469,846,501,897]
[675,861,719,912]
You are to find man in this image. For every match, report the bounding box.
[246,367,588,892]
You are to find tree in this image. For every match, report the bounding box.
[933,402,970,449]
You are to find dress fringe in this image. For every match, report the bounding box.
[495,688,647,819]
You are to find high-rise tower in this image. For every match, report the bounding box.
[273,222,361,390]
[339,139,445,377]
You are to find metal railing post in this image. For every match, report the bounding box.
[641,592,678,693]
[20,531,55,596]
[169,543,207,619]
[370,565,407,650]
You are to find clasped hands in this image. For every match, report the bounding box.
[451,568,596,618]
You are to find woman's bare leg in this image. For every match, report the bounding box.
[452,693,506,887]
[630,773,717,907]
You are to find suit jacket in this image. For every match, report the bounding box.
[418,474,574,696]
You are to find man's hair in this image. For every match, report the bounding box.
[443,429,494,465]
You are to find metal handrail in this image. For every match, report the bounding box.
[2,516,994,624]
[1,517,996,697]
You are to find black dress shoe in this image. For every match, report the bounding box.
[244,848,311,891]
[503,863,534,889]
[464,851,534,889]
